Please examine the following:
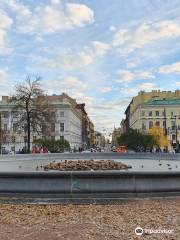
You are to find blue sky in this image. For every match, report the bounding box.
[0,0,180,135]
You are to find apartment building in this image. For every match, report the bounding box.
[123,90,180,151]
[0,93,94,153]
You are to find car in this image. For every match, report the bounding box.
[81,149,91,153]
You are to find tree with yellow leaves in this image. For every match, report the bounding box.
[148,126,168,149]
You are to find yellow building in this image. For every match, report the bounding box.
[124,90,180,151]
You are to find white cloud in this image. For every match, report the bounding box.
[116,70,154,83]
[0,10,13,54]
[159,62,180,74]
[0,69,12,96]
[51,0,61,5]
[99,86,112,93]
[9,1,94,34]
[44,40,110,70]
[0,69,8,83]
[137,82,156,91]
[44,51,94,70]
[113,21,180,54]
[44,76,88,95]
[176,82,180,86]
[109,25,116,31]
[91,41,110,56]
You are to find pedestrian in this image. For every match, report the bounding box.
[42,146,47,154]
[33,145,39,155]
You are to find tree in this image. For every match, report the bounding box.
[13,76,52,153]
[33,138,70,153]
[117,128,156,152]
[148,126,168,149]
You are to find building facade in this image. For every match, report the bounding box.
[0,93,94,153]
[124,90,180,151]
[95,131,106,148]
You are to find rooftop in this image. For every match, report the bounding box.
[143,98,180,106]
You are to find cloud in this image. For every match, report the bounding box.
[137,82,156,91]
[113,21,180,54]
[0,69,8,83]
[99,86,112,93]
[109,25,116,31]
[176,82,180,86]
[44,40,110,70]
[91,41,110,56]
[43,76,88,95]
[116,70,154,83]
[8,1,94,34]
[51,0,61,5]
[0,9,13,54]
[159,62,180,74]
[0,69,12,96]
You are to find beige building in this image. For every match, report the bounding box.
[111,127,121,146]
[95,131,105,148]
[124,90,180,151]
[0,93,95,153]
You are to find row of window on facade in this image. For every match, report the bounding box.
[2,135,65,144]
[142,121,180,130]
[2,123,65,132]
[0,111,65,118]
[141,110,179,117]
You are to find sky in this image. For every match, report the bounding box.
[0,0,180,136]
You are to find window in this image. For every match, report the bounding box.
[24,136,27,142]
[149,121,153,129]
[60,111,64,117]
[2,111,9,118]
[12,111,18,118]
[60,123,64,132]
[13,123,18,132]
[11,146,15,152]
[155,121,160,126]
[163,121,166,127]
[155,111,159,116]
[141,111,145,116]
[60,136,64,140]
[12,136,15,143]
[172,126,176,130]
[142,123,146,130]
[172,135,176,141]
[4,124,7,131]
[51,123,55,132]
[149,111,152,116]
[171,121,175,130]
[33,136,37,141]
[171,112,174,117]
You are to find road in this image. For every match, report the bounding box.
[0,152,179,172]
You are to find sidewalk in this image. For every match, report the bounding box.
[0,198,179,239]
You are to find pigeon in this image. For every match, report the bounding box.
[159,163,162,166]
[167,164,171,166]
[168,168,172,170]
